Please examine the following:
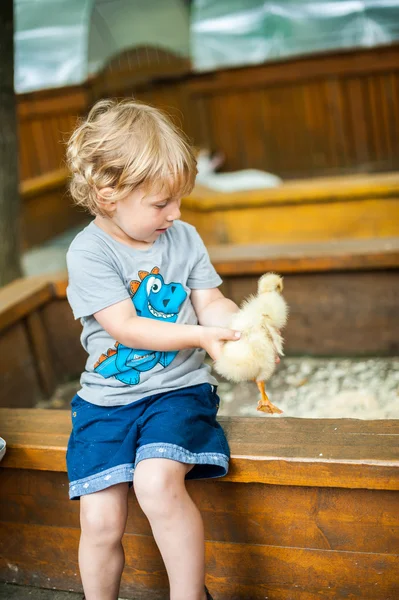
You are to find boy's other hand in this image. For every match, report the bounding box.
[199,326,241,362]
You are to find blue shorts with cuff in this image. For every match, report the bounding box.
[66,383,230,500]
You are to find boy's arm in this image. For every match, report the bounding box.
[94,298,240,359]
[191,288,240,328]
[192,288,281,364]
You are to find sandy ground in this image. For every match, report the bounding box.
[37,356,399,420]
[216,356,399,419]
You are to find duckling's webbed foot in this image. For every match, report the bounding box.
[256,380,283,414]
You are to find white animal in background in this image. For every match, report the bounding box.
[214,273,288,414]
[196,149,282,192]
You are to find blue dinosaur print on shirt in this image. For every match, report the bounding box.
[93,267,187,385]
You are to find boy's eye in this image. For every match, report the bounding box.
[155,204,167,209]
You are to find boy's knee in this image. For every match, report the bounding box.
[134,459,188,518]
[80,489,127,545]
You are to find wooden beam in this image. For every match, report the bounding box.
[209,237,399,275]
[0,277,53,332]
[0,272,71,332]
[1,520,398,599]
[20,167,68,199]
[186,43,399,93]
[25,311,57,398]
[1,409,398,490]
[186,173,399,212]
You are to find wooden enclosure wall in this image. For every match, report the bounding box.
[17,43,399,185]
[0,277,86,408]
[122,44,399,179]
[1,410,398,599]
[17,86,89,181]
[16,48,190,182]
[1,462,398,599]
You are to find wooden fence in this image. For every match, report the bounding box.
[17,43,399,184]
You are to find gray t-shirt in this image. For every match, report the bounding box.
[66,220,222,406]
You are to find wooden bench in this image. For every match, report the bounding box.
[183,173,399,246]
[209,237,399,276]
[0,408,398,599]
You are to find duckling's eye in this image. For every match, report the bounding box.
[146,276,162,295]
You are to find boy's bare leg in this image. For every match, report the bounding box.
[79,482,129,600]
[134,458,207,600]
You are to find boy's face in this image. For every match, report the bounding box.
[102,184,182,246]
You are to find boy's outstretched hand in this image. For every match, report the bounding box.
[199,326,281,364]
[199,327,241,362]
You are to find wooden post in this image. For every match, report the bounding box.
[0,0,22,286]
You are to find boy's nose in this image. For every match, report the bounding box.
[167,204,181,221]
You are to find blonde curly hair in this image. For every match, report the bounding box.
[66,98,197,216]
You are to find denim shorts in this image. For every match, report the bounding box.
[66,383,230,500]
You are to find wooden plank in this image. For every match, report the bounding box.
[17,85,88,119]
[186,173,399,212]
[326,78,352,170]
[7,234,399,303]
[228,270,399,356]
[0,277,52,333]
[0,324,42,408]
[40,299,86,380]
[346,77,370,167]
[209,237,399,275]
[188,77,399,179]
[42,271,68,298]
[182,197,399,245]
[281,270,399,356]
[18,121,35,180]
[0,522,397,599]
[202,541,399,600]
[17,88,86,179]
[1,469,398,555]
[1,410,398,490]
[25,310,57,398]
[30,119,52,173]
[20,167,68,199]
[186,44,399,94]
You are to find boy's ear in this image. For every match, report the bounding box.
[96,187,116,214]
